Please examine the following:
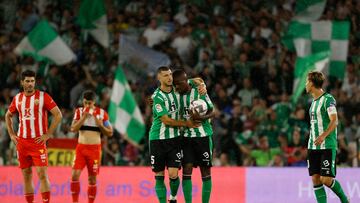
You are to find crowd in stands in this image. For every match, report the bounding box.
[0,0,359,167]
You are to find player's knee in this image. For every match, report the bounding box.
[200,166,211,177]
[320,176,332,186]
[168,171,178,179]
[23,172,32,181]
[311,174,321,185]
[37,171,48,181]
[183,164,193,175]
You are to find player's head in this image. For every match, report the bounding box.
[173,69,190,94]
[21,70,36,94]
[82,90,96,108]
[157,66,172,87]
[306,71,325,93]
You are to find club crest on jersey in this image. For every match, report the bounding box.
[155,104,163,113]
[34,99,39,105]
[39,149,44,154]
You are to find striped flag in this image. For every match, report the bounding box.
[284,20,350,79]
[14,20,75,65]
[293,0,326,22]
[108,66,145,144]
[78,0,109,47]
[291,52,330,104]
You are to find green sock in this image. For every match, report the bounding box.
[314,184,327,203]
[182,175,192,203]
[202,176,212,203]
[330,179,348,203]
[169,176,180,198]
[155,176,167,203]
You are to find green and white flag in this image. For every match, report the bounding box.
[285,20,350,79]
[109,66,145,144]
[293,0,326,22]
[78,0,109,48]
[14,20,75,65]
[291,51,330,104]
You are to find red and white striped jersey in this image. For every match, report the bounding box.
[8,90,58,138]
[73,107,109,127]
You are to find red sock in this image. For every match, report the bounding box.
[88,184,97,203]
[41,191,50,203]
[24,193,34,203]
[71,181,80,203]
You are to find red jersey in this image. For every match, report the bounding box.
[8,90,57,138]
[73,107,109,127]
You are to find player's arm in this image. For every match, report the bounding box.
[153,96,199,128]
[160,115,199,128]
[191,108,215,122]
[35,106,62,144]
[190,77,207,95]
[5,110,18,145]
[70,110,89,132]
[47,106,63,135]
[94,116,113,137]
[314,99,338,146]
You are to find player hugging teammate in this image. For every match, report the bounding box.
[149,66,214,203]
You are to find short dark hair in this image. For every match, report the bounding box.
[157,66,170,74]
[21,70,36,80]
[308,71,325,88]
[172,69,186,79]
[82,90,96,101]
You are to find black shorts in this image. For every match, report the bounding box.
[307,149,336,177]
[149,137,182,172]
[182,136,213,167]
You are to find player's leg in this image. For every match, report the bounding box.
[71,144,86,203]
[200,166,212,203]
[31,143,50,203]
[85,144,101,203]
[308,150,327,203]
[35,166,51,203]
[71,169,82,203]
[320,149,349,203]
[87,175,97,203]
[17,140,35,203]
[167,137,182,202]
[196,136,213,203]
[21,167,35,203]
[150,140,167,203]
[182,137,194,203]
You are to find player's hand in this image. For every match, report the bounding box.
[197,83,207,95]
[35,133,51,144]
[190,109,202,122]
[186,120,201,128]
[10,134,19,145]
[314,133,326,146]
[94,116,103,127]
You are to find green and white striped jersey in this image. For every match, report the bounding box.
[308,93,338,150]
[179,81,214,137]
[149,88,181,140]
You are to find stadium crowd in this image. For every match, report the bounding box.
[0,0,359,167]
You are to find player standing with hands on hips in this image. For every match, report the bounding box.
[306,71,349,203]
[5,70,63,203]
